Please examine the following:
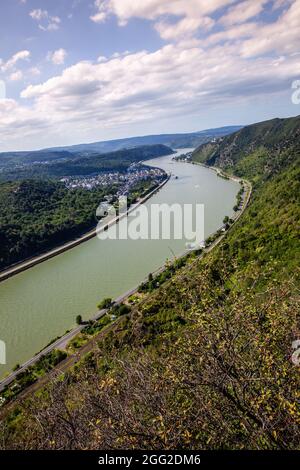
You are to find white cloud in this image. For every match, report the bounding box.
[39,22,60,32]
[155,16,215,41]
[1,50,31,72]
[30,9,48,21]
[29,67,41,76]
[9,70,23,81]
[89,0,300,45]
[47,49,67,65]
[97,55,108,63]
[92,0,234,23]
[90,0,235,38]
[205,21,257,46]
[221,0,268,26]
[90,12,107,23]
[14,37,299,143]
[240,0,300,57]
[90,0,109,23]
[0,0,299,150]
[272,0,294,9]
[201,0,300,58]
[29,9,61,31]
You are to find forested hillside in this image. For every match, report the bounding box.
[0,144,171,269]
[193,115,300,178]
[0,145,172,181]
[1,116,299,450]
[0,180,117,270]
[0,176,159,270]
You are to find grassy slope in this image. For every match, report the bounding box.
[0,117,299,450]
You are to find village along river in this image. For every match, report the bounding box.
[0,149,239,377]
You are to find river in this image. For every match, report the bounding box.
[0,149,239,377]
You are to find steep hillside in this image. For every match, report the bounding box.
[0,116,299,450]
[193,115,300,182]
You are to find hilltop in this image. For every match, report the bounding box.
[43,126,242,154]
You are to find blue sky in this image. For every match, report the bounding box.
[0,0,299,151]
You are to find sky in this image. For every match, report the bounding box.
[0,0,299,151]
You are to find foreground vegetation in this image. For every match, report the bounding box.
[0,115,299,449]
[0,350,67,406]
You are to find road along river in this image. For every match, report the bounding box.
[0,149,239,377]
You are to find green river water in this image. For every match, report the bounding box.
[0,150,239,377]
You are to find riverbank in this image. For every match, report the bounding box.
[0,174,170,284]
[0,151,240,384]
[0,165,251,397]
[177,158,252,220]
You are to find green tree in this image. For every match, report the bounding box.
[97,298,113,310]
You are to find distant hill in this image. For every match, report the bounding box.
[0,150,74,170]
[43,126,242,154]
[0,126,241,174]
[0,145,173,181]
